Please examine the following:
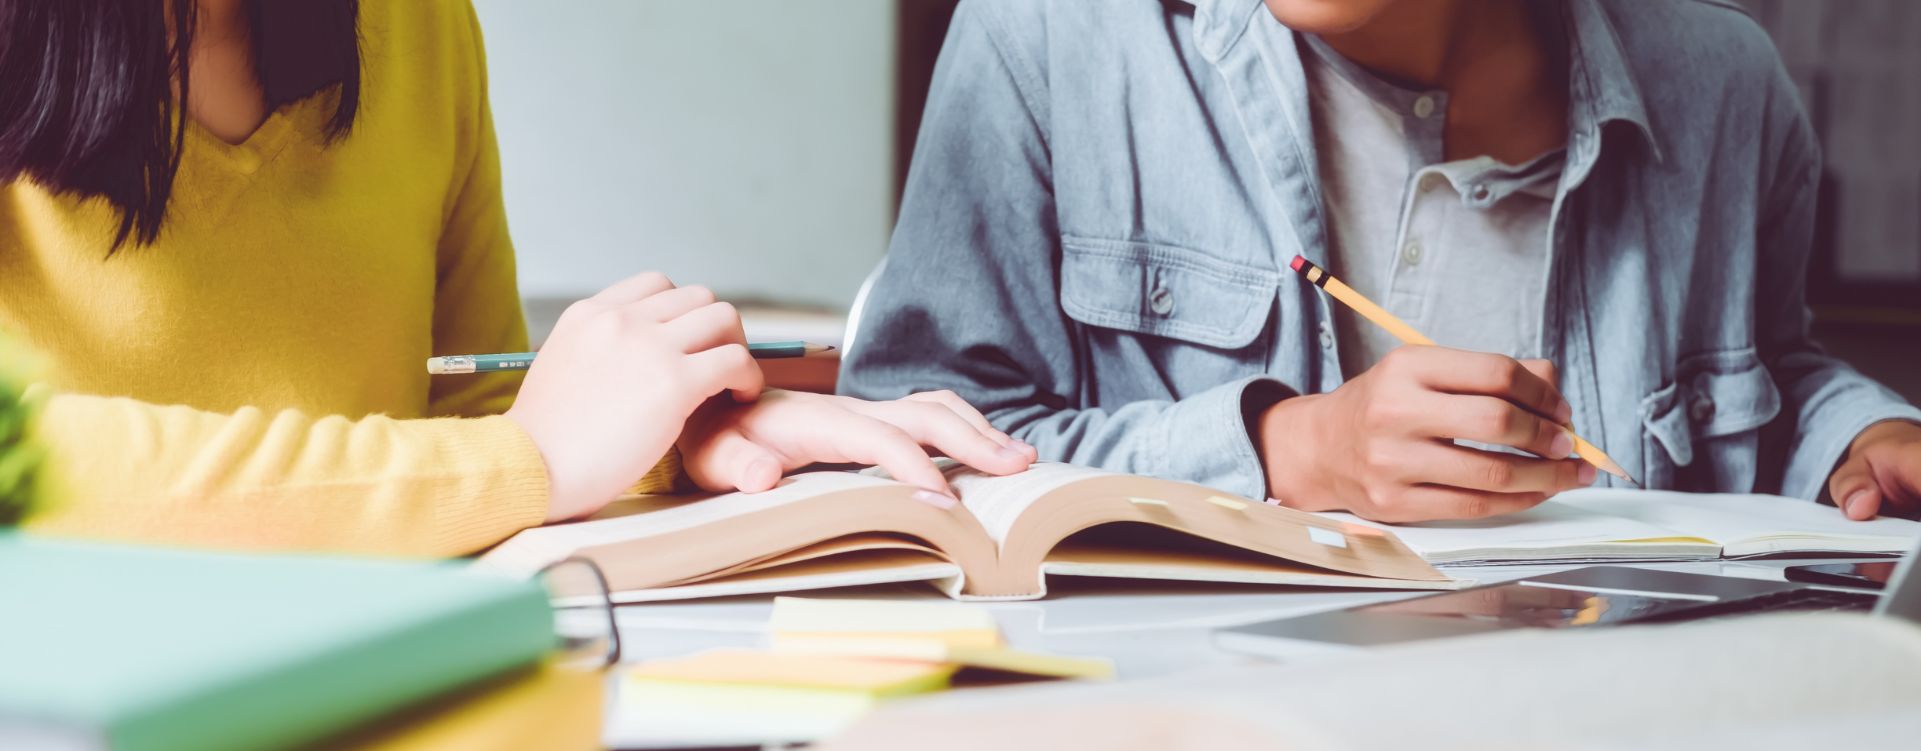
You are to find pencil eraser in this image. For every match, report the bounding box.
[1289,255,1307,272]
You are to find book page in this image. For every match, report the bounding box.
[1319,501,1702,562]
[475,471,901,576]
[945,463,1118,544]
[1554,489,1921,554]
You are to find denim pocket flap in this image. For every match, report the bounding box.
[1639,349,1782,467]
[1059,237,1279,349]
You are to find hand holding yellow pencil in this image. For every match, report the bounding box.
[1289,255,1637,487]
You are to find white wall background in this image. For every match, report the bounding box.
[471,0,898,310]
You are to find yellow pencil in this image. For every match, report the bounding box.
[1289,255,1638,487]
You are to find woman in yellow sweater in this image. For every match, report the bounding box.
[0,0,1032,556]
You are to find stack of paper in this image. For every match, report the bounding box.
[617,598,1113,746]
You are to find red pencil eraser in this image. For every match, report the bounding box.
[1289,255,1307,272]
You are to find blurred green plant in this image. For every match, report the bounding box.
[0,335,43,526]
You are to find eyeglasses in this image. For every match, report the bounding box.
[536,556,621,670]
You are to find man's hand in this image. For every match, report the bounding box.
[1828,420,1921,520]
[677,390,1037,506]
[1258,346,1594,523]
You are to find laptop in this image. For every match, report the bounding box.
[1216,535,1921,658]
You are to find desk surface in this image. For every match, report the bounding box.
[602,557,1862,747]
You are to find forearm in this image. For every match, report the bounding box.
[996,377,1287,501]
[26,390,552,557]
[1772,351,1921,500]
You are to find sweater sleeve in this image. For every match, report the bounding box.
[423,2,680,496]
[423,0,530,420]
[23,388,552,557]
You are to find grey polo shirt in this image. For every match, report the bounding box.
[1303,34,1567,377]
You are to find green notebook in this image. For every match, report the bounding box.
[0,534,555,751]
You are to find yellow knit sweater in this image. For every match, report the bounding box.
[0,0,669,557]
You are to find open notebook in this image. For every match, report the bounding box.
[1322,489,1921,566]
[474,463,1455,602]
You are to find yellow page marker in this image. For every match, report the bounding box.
[1306,526,1349,549]
[1205,496,1248,511]
[770,597,1001,649]
[1127,497,1170,507]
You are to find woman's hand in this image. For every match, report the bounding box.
[1259,346,1594,523]
[506,273,763,522]
[676,390,1038,506]
[1828,420,1921,520]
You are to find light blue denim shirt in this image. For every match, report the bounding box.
[841,0,1921,504]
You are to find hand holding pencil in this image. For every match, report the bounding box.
[1257,256,1635,524]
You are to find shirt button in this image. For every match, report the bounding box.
[1319,323,1335,350]
[1413,95,1437,119]
[1401,240,1423,266]
[1149,284,1174,316]
[1689,394,1716,423]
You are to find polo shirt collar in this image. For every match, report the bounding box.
[1182,0,1664,164]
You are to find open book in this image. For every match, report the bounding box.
[1323,488,1921,566]
[474,463,1455,602]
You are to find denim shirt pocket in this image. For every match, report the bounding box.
[1059,236,1277,391]
[1638,348,1782,492]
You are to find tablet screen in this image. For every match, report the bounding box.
[1354,583,1705,629]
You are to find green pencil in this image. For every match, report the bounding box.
[425,341,834,375]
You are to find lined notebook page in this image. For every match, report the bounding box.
[1319,502,1698,562]
[1554,489,1921,552]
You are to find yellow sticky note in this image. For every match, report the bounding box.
[1205,496,1248,511]
[770,597,1002,649]
[627,649,955,697]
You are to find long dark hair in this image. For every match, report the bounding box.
[0,0,361,251]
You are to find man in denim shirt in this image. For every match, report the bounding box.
[842,0,1921,522]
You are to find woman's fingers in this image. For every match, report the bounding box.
[820,416,959,506]
[1404,442,1592,495]
[660,301,749,354]
[589,271,676,305]
[629,284,717,323]
[900,390,1032,455]
[682,424,785,493]
[683,344,764,403]
[852,398,1032,476]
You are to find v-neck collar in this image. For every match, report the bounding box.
[181,96,311,177]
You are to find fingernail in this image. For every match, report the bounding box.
[745,457,778,484]
[1843,489,1872,517]
[1554,402,1573,424]
[1577,463,1597,485]
[1549,431,1574,458]
[997,445,1028,461]
[992,432,1019,448]
[913,490,959,509]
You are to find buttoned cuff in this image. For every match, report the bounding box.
[1149,375,1296,501]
